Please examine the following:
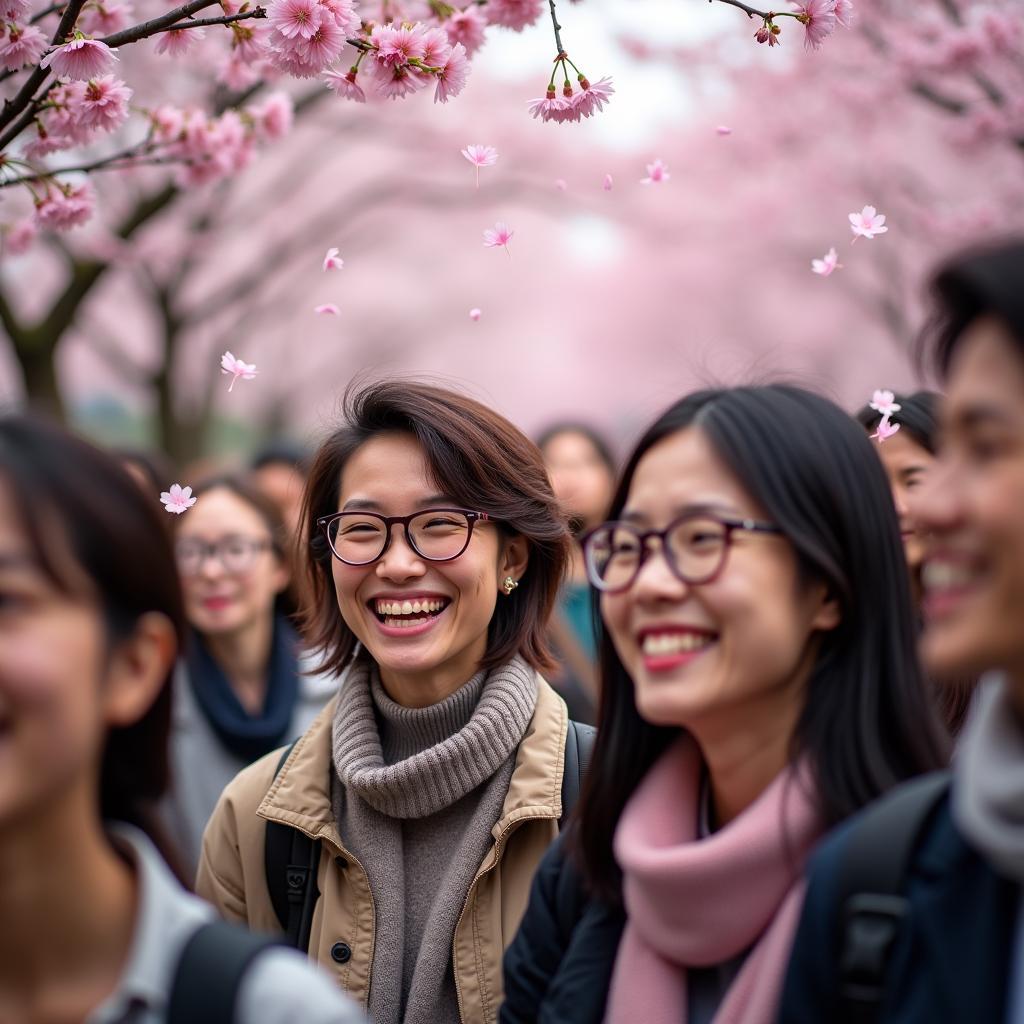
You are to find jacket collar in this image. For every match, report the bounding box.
[256,671,568,842]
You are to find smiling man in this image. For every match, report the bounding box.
[779,238,1024,1024]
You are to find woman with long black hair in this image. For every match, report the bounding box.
[502,385,948,1024]
[0,416,360,1023]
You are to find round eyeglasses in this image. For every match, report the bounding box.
[175,536,272,577]
[316,508,490,566]
[581,513,781,594]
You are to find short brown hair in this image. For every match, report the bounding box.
[301,381,571,677]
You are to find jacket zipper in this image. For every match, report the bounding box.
[452,812,555,1024]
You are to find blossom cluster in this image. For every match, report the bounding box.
[868,390,901,444]
[753,0,854,52]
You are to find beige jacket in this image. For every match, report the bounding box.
[196,674,569,1024]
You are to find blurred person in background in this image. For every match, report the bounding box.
[502,386,947,1024]
[780,239,1024,1024]
[856,391,975,734]
[0,417,362,1024]
[197,382,576,1024]
[537,423,618,724]
[251,440,311,546]
[164,474,336,877]
[855,391,939,606]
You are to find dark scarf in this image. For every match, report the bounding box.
[186,615,301,762]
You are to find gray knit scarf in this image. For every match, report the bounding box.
[954,673,1024,881]
[331,654,538,1024]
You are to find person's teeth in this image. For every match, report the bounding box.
[412,600,422,613]
[922,562,974,591]
[641,633,713,655]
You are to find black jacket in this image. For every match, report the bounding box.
[778,793,1018,1023]
[500,833,625,1024]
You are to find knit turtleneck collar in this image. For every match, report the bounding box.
[332,654,538,820]
[371,667,486,764]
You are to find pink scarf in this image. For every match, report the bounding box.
[604,736,823,1024]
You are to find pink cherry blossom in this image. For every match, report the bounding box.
[78,0,133,36]
[418,25,451,70]
[220,351,258,391]
[483,221,513,255]
[469,308,481,321]
[485,0,543,32]
[317,0,359,33]
[34,183,95,231]
[811,246,842,276]
[434,41,469,102]
[755,20,782,45]
[150,104,185,142]
[871,416,901,444]
[220,56,262,92]
[41,36,118,80]
[849,205,889,241]
[269,0,322,40]
[249,91,294,140]
[160,483,197,514]
[833,0,854,28]
[154,26,204,56]
[602,173,613,191]
[791,0,837,51]
[0,23,47,71]
[573,75,614,118]
[462,143,498,188]
[371,22,427,68]
[0,0,29,19]
[323,246,344,271]
[369,62,425,100]
[869,390,902,417]
[528,89,567,123]
[315,303,340,315]
[716,125,733,136]
[324,67,367,102]
[78,76,132,133]
[445,7,486,55]
[3,219,37,256]
[640,158,670,185]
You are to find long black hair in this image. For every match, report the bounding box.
[573,385,949,902]
[0,416,187,873]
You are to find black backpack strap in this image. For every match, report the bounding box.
[559,720,596,829]
[167,919,279,1024]
[835,771,951,1024]
[264,740,321,951]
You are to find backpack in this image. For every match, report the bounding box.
[167,918,280,1024]
[833,771,952,1024]
[264,719,597,952]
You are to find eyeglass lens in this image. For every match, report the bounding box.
[176,537,267,575]
[585,516,730,590]
[327,510,473,564]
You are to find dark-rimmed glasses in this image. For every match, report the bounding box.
[581,513,782,594]
[317,508,490,566]
[175,536,272,576]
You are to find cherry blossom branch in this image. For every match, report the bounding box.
[0,0,86,135]
[0,140,158,186]
[159,7,266,32]
[97,0,224,47]
[546,0,565,56]
[708,0,772,19]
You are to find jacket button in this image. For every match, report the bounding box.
[331,942,352,964]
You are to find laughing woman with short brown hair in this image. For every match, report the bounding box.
[197,381,574,1024]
